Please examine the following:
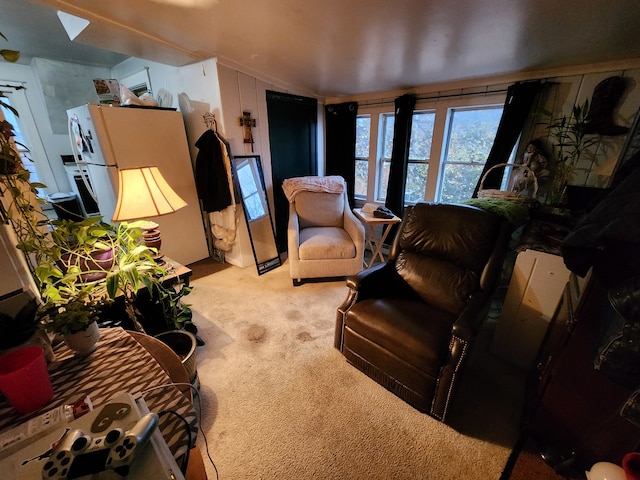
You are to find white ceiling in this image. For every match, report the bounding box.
[4,0,640,98]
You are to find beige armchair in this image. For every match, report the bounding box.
[283,176,365,286]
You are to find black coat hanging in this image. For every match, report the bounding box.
[194,129,233,213]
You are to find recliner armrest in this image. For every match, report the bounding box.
[346,262,419,302]
[451,293,491,341]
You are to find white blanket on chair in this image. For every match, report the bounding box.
[282,175,345,202]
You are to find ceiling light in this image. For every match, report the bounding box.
[57,11,90,41]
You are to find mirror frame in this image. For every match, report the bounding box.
[231,155,281,275]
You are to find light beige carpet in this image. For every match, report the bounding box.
[186,260,526,480]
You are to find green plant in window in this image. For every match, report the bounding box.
[543,100,600,204]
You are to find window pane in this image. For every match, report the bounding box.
[405,163,428,203]
[405,111,435,203]
[377,159,391,200]
[382,114,395,158]
[409,112,434,160]
[355,159,368,197]
[447,108,502,163]
[439,106,503,203]
[355,115,370,158]
[440,163,485,203]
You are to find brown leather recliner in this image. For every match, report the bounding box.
[335,202,513,421]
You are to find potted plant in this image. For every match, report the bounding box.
[0,37,106,353]
[543,99,601,205]
[49,216,116,282]
[102,221,193,331]
[29,216,118,353]
[102,221,163,332]
[34,220,151,344]
[0,119,52,267]
[38,287,107,354]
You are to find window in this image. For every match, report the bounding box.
[355,115,370,198]
[354,94,505,206]
[367,111,435,203]
[438,106,503,203]
[406,111,435,203]
[0,96,44,197]
[377,113,395,200]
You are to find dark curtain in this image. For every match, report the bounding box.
[325,102,358,205]
[472,81,543,197]
[385,94,417,217]
[266,90,318,252]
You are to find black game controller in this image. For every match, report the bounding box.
[41,412,158,479]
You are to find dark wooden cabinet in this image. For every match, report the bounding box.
[525,273,640,471]
[523,282,577,421]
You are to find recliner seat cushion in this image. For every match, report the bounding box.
[299,226,356,260]
[344,298,456,377]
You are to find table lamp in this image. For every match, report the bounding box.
[112,166,186,262]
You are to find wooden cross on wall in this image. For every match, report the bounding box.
[240,111,256,151]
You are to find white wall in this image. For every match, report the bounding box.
[215,64,326,266]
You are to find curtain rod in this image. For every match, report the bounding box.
[0,84,26,91]
[358,87,509,108]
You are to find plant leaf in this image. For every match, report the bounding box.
[0,50,20,63]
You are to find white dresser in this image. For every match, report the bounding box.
[490,217,574,371]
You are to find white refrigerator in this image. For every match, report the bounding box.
[67,103,209,266]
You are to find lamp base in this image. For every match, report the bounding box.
[141,221,165,264]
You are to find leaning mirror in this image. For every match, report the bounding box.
[231,155,281,275]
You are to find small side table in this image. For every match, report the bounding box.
[353,208,401,268]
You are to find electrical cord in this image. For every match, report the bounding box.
[141,383,220,480]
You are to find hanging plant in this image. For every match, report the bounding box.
[0,119,53,267]
[0,32,19,64]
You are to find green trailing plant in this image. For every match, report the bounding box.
[0,119,52,267]
[105,221,160,332]
[152,281,193,331]
[34,217,115,335]
[35,218,192,335]
[35,219,155,335]
[104,221,192,333]
[49,216,115,278]
[0,32,19,63]
[0,33,112,338]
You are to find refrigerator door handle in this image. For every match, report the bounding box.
[68,115,98,203]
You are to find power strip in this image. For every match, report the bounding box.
[0,396,92,459]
